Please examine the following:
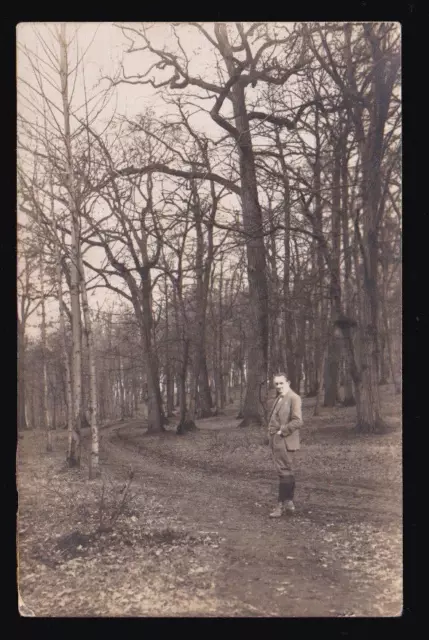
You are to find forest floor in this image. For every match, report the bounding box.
[17,385,402,617]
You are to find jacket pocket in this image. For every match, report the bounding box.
[285,431,300,451]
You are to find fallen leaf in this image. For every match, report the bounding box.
[190,566,207,575]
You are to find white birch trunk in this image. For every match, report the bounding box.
[118,352,126,419]
[59,23,82,466]
[37,210,52,451]
[78,254,100,478]
[52,213,74,451]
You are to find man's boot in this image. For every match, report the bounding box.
[278,477,296,514]
[269,503,284,518]
[284,500,295,514]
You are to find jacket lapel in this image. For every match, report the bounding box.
[276,394,289,414]
[269,393,288,423]
[268,395,281,424]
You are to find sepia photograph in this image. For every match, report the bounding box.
[17,21,402,617]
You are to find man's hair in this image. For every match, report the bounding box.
[273,372,289,382]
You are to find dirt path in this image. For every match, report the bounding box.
[95,420,402,617]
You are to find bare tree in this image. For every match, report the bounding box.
[78,123,166,432]
[306,22,400,431]
[17,234,42,431]
[106,22,318,426]
[17,22,112,466]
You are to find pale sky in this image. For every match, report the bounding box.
[17,22,263,138]
[16,22,322,338]
[17,23,248,336]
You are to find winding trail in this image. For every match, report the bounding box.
[89,418,402,617]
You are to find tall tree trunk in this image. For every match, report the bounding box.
[355,266,385,432]
[52,385,57,431]
[224,339,232,405]
[378,331,389,385]
[172,270,196,434]
[381,289,401,394]
[236,319,245,419]
[140,272,165,432]
[17,317,28,431]
[303,335,310,397]
[172,281,181,412]
[275,130,295,386]
[199,353,213,413]
[176,337,197,434]
[188,345,198,421]
[53,218,74,448]
[311,222,325,403]
[118,352,126,419]
[131,188,165,431]
[353,160,386,432]
[378,224,392,388]
[60,23,82,466]
[345,23,398,431]
[38,216,52,452]
[117,266,164,432]
[68,232,83,465]
[324,140,342,407]
[314,347,326,417]
[175,375,181,408]
[295,314,306,394]
[133,375,139,414]
[188,182,213,418]
[105,312,114,421]
[164,276,174,417]
[98,372,106,422]
[306,313,318,397]
[313,112,328,407]
[216,263,225,413]
[341,140,356,406]
[29,376,36,429]
[134,175,165,432]
[266,198,283,377]
[216,26,268,426]
[78,254,100,478]
[178,339,189,427]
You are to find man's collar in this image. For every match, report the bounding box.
[277,389,291,402]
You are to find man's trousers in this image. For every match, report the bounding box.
[269,433,296,502]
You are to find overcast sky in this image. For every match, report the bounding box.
[16,22,256,137]
[17,23,253,336]
[16,22,317,338]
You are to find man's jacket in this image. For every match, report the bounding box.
[267,389,303,451]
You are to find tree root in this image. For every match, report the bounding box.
[354,418,391,434]
[238,416,263,428]
[343,397,356,407]
[66,455,80,468]
[176,420,198,435]
[306,391,318,398]
[198,409,213,419]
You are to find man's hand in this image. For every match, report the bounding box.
[277,430,282,436]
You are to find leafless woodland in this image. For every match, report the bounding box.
[17,22,402,617]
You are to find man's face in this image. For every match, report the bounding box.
[274,376,290,396]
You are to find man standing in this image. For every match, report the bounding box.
[267,373,303,518]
